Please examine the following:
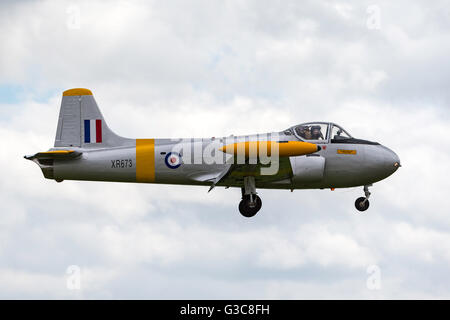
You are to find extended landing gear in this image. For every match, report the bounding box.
[355,185,371,212]
[238,176,262,217]
[239,194,262,217]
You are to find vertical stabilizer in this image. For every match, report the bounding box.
[54,88,132,148]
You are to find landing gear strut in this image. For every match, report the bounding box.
[355,185,371,212]
[238,176,262,217]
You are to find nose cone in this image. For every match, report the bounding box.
[364,145,400,183]
[379,145,401,177]
[385,147,401,170]
[392,151,401,170]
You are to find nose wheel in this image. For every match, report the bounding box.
[355,185,371,212]
[238,176,262,217]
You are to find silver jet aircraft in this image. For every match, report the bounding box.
[25,88,401,217]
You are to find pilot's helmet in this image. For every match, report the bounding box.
[299,125,309,132]
[311,125,321,133]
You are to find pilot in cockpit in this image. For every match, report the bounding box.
[310,125,324,140]
[297,126,312,140]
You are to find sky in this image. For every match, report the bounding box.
[1,0,450,299]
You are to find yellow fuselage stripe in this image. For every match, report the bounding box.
[136,139,155,182]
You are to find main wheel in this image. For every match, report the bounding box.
[355,197,370,212]
[239,195,262,217]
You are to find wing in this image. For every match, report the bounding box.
[212,140,321,188]
[216,156,293,188]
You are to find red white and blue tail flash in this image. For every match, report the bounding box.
[84,119,102,143]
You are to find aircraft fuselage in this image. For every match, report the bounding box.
[47,134,400,190]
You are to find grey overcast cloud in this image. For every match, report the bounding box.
[1,0,450,299]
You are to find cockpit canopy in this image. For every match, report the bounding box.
[285,122,352,142]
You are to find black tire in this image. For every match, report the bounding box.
[355,197,370,212]
[239,195,262,217]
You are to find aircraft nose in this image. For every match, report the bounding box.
[392,151,401,170]
[365,145,400,182]
[382,146,401,173]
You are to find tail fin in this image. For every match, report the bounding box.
[54,88,132,148]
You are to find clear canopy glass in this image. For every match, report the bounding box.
[289,122,352,142]
[330,124,351,140]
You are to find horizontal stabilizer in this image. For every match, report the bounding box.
[24,150,82,160]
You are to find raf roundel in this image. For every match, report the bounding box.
[165,152,182,169]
